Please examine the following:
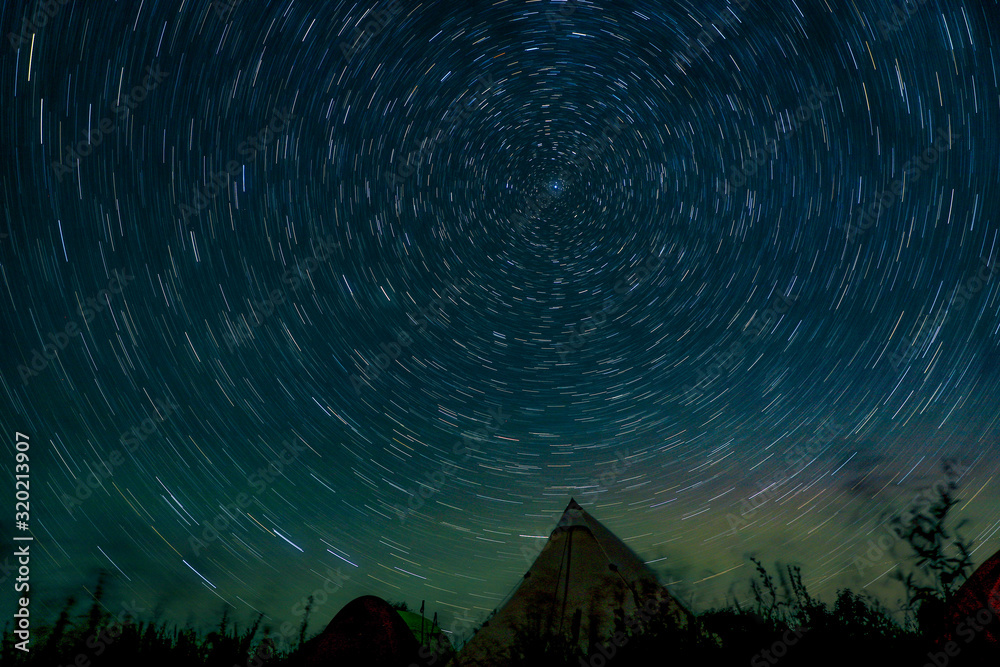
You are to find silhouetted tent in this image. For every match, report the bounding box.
[397,608,453,658]
[294,595,422,667]
[941,546,1000,649]
[451,498,692,666]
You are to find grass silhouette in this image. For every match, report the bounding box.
[4,479,993,666]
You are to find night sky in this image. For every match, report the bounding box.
[3,0,1000,647]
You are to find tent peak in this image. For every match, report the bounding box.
[455,496,691,666]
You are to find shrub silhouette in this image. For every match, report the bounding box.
[3,520,994,667]
[889,462,974,638]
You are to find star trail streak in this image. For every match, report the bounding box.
[2,0,1000,642]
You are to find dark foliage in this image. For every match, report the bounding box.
[4,480,993,666]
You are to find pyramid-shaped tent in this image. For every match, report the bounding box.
[293,595,422,667]
[452,499,691,666]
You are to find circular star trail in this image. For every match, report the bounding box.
[2,0,1000,641]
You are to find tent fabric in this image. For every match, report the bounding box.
[452,499,690,666]
[941,546,1000,646]
[296,595,422,667]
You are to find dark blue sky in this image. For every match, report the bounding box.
[2,0,999,646]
